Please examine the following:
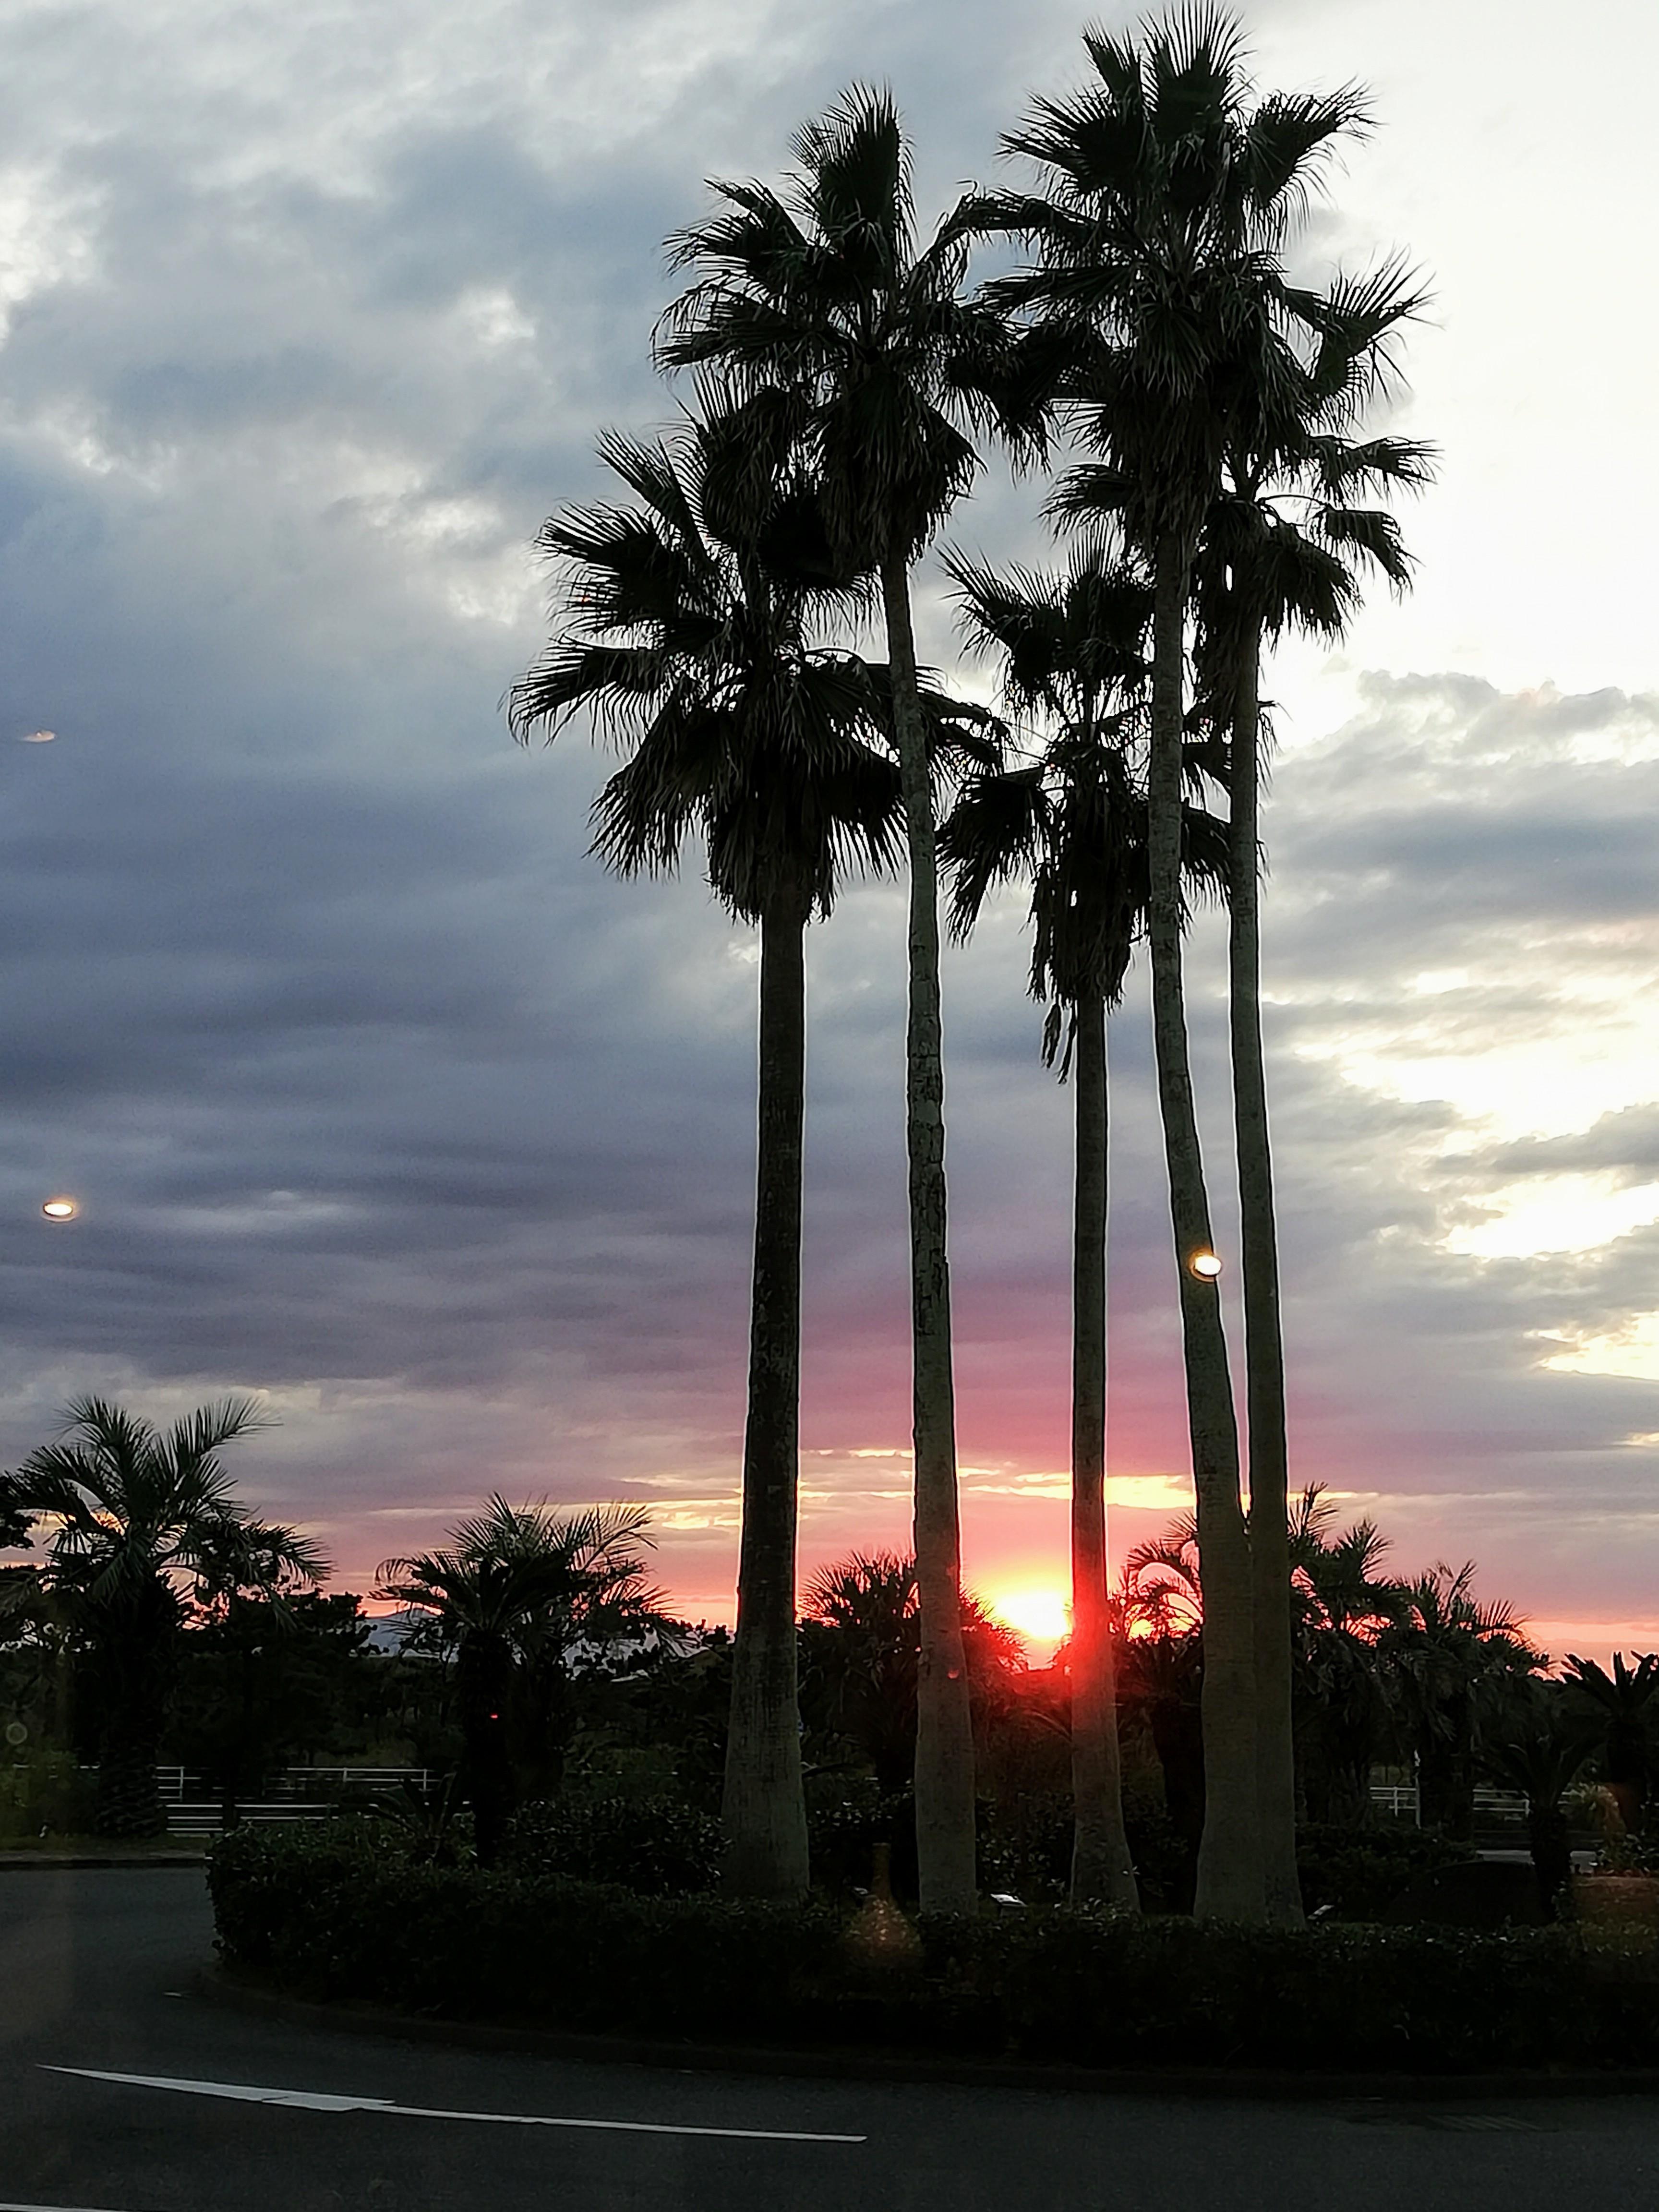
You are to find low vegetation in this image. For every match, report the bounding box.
[209,1820,1659,2074]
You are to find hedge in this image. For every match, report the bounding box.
[208,1821,1659,2073]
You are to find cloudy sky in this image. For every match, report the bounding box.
[1,0,1656,1657]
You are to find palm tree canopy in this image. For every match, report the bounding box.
[938,541,1228,1055]
[377,1496,673,1663]
[658,84,1030,572]
[0,1395,325,1624]
[963,10,1386,557]
[509,406,917,926]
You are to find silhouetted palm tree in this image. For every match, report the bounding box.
[0,1396,323,1837]
[509,409,908,1896]
[1380,1563,1539,1841]
[1477,1676,1600,1919]
[378,1498,663,1864]
[1562,1650,1659,1832]
[659,88,1029,1909]
[939,541,1224,1906]
[964,7,1375,1922]
[1192,268,1434,1919]
[799,1549,1026,1801]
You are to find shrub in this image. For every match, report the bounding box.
[1296,1823,1477,1921]
[209,1820,842,2037]
[209,1821,1659,2072]
[0,1752,98,1842]
[503,1793,720,1895]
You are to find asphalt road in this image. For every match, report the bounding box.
[5,1869,1659,2212]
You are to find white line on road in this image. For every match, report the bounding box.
[0,2200,136,2211]
[41,2067,866,2145]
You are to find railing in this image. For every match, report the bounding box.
[1368,1781,1531,1827]
[156,1766,433,1836]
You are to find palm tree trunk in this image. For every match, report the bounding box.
[94,1626,170,1839]
[457,1634,514,1868]
[1228,617,1303,1928]
[1069,989,1138,1909]
[880,552,975,1915]
[721,889,812,1898]
[1146,529,1262,1924]
[95,1729,168,1839]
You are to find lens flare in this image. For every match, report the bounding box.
[42,1197,77,1220]
[1188,1248,1223,1280]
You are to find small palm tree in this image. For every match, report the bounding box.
[378,1498,664,1865]
[509,405,909,1898]
[799,1549,1026,1802]
[1561,1651,1659,1832]
[939,540,1225,1906]
[659,89,1028,1910]
[1379,1563,1539,1840]
[0,1396,323,1837]
[1477,1676,1600,1919]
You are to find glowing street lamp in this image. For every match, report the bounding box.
[42,1197,78,1221]
[1187,1247,1223,1282]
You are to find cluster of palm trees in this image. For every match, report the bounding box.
[1120,1487,1659,1915]
[0,1396,323,1837]
[511,9,1432,1920]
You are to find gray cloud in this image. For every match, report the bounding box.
[0,0,1655,1645]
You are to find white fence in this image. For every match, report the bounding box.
[156,1766,433,1837]
[1369,1781,1530,1826]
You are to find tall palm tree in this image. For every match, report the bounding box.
[0,1395,323,1838]
[1192,270,1434,1921]
[964,8,1372,1921]
[659,89,1028,1908]
[939,541,1225,1906]
[508,406,906,1896]
[378,1497,663,1865]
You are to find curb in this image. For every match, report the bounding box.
[0,1851,207,1872]
[193,1968,1659,2104]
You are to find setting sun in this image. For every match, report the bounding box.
[988,1587,1071,1648]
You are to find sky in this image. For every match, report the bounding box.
[1,0,1657,1660]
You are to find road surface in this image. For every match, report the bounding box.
[4,1867,1659,2210]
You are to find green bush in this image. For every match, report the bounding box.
[0,1753,98,1842]
[1296,1823,1477,1921]
[504,1793,720,1895]
[209,1820,1659,2071]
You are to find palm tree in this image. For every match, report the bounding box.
[1191,271,1434,1922]
[378,1497,664,1865]
[1379,1563,1539,1840]
[1283,1486,1408,1827]
[939,541,1225,1906]
[1477,1676,1600,1919]
[659,89,1029,1909]
[508,406,907,1896]
[1561,1651,1659,1833]
[799,1549,1028,1801]
[0,1396,323,1838]
[964,7,1373,1922]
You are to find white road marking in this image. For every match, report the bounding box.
[0,2201,136,2211]
[42,2067,866,2144]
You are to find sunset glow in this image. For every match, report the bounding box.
[989,1587,1071,1650]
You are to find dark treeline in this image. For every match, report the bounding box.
[4,1415,1652,1927]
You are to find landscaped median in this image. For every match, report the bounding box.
[208,1821,1659,2076]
